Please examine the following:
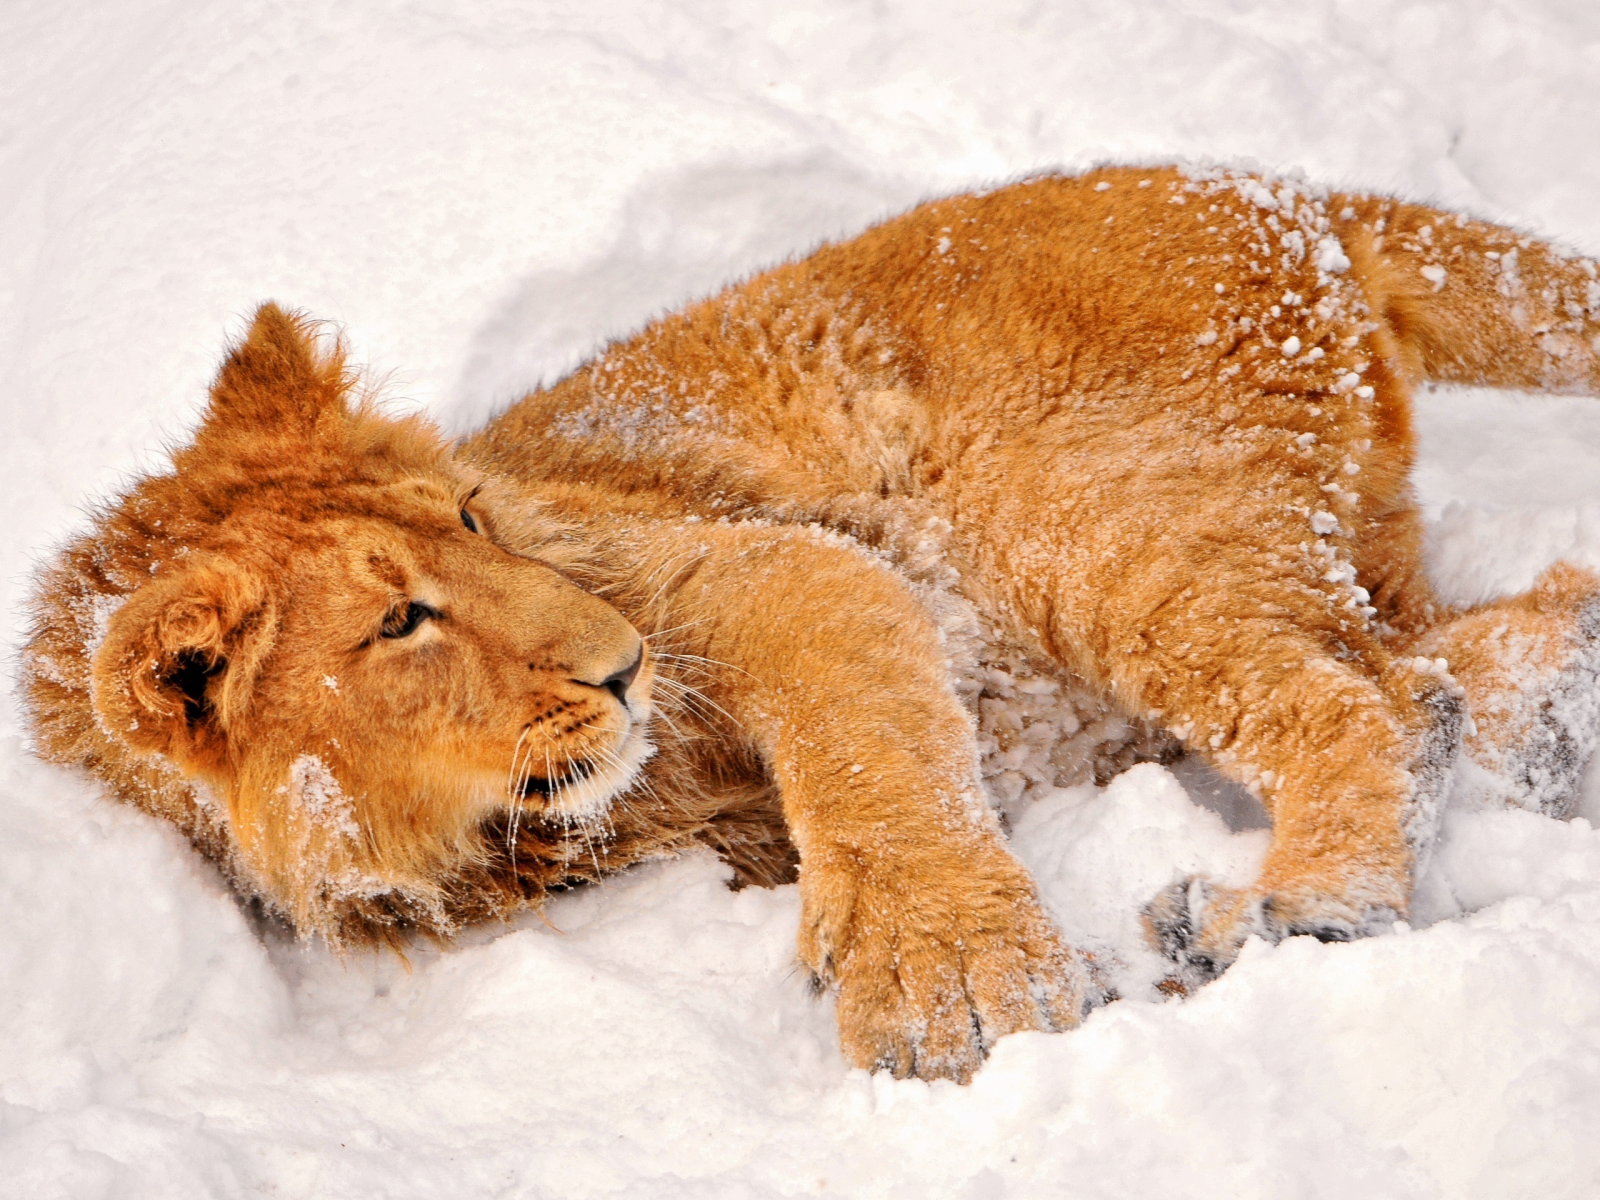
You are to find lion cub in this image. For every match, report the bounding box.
[24,166,1600,1082]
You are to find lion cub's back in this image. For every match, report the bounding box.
[474,166,1380,543]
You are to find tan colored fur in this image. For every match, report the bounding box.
[23,165,1600,1080]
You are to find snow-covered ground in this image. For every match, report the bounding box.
[5,3,1600,1197]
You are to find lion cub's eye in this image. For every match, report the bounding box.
[460,509,479,534]
[381,600,437,639]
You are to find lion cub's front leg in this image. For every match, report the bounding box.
[797,830,1089,1081]
[661,525,1095,1081]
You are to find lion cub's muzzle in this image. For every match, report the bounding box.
[512,635,655,823]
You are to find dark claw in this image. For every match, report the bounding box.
[1141,877,1229,989]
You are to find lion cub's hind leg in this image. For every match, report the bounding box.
[1408,562,1600,818]
[1090,549,1466,990]
[1145,561,1600,989]
[1139,647,1463,990]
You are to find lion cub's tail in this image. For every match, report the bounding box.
[1332,195,1600,396]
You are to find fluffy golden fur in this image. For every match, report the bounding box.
[23,165,1600,1081]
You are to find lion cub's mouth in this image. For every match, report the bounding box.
[516,720,654,824]
[521,764,588,796]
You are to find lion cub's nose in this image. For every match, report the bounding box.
[596,645,644,705]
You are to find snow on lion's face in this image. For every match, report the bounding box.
[85,306,654,928]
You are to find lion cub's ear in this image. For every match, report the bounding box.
[92,559,277,776]
[197,302,352,446]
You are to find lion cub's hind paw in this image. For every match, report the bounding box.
[1142,876,1397,993]
[1142,877,1254,991]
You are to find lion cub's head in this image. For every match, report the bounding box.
[26,304,654,940]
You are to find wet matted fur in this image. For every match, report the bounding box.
[23,165,1600,1081]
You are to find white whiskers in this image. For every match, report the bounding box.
[505,726,532,853]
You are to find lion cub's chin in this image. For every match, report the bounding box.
[531,723,657,825]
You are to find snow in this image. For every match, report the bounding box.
[5,2,1600,1196]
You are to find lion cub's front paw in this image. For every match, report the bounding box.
[801,861,1098,1083]
[1142,876,1399,993]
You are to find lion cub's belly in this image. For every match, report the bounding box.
[964,636,1179,817]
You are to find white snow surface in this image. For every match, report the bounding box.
[6,3,1600,1197]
